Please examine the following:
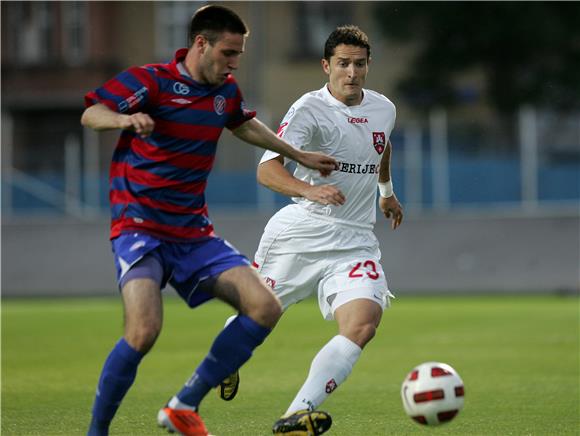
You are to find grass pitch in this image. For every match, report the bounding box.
[2,295,578,435]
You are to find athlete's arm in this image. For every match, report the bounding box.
[257,156,345,206]
[378,140,403,229]
[232,118,337,176]
[81,103,155,138]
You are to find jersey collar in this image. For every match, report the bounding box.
[321,83,366,109]
[167,48,189,79]
[168,48,237,92]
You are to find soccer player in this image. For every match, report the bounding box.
[221,25,404,435]
[81,6,337,436]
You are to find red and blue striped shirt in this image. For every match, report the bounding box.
[85,49,256,241]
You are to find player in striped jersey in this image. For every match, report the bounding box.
[82,6,337,436]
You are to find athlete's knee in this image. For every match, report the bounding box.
[247,291,282,328]
[343,322,377,348]
[263,293,283,326]
[124,319,162,353]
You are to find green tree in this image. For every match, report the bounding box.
[373,2,580,112]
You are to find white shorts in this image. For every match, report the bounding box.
[254,205,394,320]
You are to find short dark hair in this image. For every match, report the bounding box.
[324,25,371,60]
[188,5,249,46]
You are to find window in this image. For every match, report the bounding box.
[62,2,87,65]
[294,2,352,59]
[10,2,56,64]
[155,2,205,60]
[4,2,87,65]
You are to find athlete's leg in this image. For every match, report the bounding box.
[213,265,282,328]
[285,299,382,415]
[121,278,164,353]
[215,264,283,401]
[335,298,382,348]
[168,265,281,411]
[89,270,163,435]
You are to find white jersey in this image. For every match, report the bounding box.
[261,84,396,227]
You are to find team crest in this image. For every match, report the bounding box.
[265,277,276,289]
[214,95,226,115]
[372,132,386,154]
[325,378,337,394]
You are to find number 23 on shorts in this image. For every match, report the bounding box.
[348,260,379,280]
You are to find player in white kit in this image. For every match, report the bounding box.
[220,25,404,435]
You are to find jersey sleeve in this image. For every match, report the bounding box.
[386,101,397,136]
[84,66,158,114]
[260,103,315,165]
[226,85,256,130]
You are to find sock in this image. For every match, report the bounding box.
[224,314,238,328]
[175,314,270,409]
[286,335,362,415]
[88,338,143,436]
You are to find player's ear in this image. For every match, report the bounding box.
[321,58,330,75]
[193,34,208,53]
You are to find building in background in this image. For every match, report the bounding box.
[2,1,579,216]
[2,2,578,296]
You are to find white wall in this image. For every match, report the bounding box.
[2,212,579,297]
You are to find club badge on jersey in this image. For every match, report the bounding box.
[214,95,226,115]
[372,132,386,154]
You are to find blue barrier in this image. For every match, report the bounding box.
[3,155,579,214]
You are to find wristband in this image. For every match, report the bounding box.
[378,181,394,198]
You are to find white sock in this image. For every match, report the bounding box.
[286,335,362,415]
[168,396,196,411]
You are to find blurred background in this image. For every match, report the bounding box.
[2,1,579,296]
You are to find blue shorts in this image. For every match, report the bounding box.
[111,232,250,308]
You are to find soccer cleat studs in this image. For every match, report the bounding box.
[272,409,332,435]
[217,371,240,401]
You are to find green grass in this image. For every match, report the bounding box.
[2,295,579,435]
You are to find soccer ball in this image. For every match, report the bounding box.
[401,361,465,425]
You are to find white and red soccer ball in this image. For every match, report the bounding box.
[401,362,465,425]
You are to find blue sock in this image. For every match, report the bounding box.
[88,338,143,436]
[177,315,271,408]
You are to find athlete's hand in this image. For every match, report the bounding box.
[303,184,346,206]
[120,112,155,138]
[379,194,403,229]
[296,151,338,177]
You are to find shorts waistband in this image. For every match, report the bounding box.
[303,209,374,231]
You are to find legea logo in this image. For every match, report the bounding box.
[348,117,368,124]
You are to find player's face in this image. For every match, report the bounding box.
[322,44,369,106]
[199,32,245,86]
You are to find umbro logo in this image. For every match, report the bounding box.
[171,98,192,104]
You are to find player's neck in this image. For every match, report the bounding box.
[183,50,208,84]
[327,84,363,106]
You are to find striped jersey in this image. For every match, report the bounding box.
[85,49,256,241]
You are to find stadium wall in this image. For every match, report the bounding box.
[2,213,578,297]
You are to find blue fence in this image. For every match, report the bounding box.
[3,154,579,215]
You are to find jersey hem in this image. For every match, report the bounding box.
[111,227,216,243]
